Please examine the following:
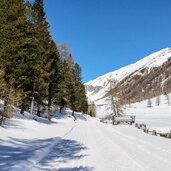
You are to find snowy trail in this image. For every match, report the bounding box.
[1,114,171,171]
[100,124,171,170]
[29,125,76,171]
[81,120,145,171]
[31,117,171,171]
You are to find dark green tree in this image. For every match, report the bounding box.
[33,0,61,119]
[72,63,88,113]
[0,0,37,117]
[67,62,88,116]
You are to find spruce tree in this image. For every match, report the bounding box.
[55,54,76,114]
[33,0,61,119]
[67,61,88,115]
[0,0,37,117]
[72,63,88,113]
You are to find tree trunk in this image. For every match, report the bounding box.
[3,100,10,118]
[3,76,11,118]
[72,110,76,121]
[0,111,4,125]
[47,82,52,120]
[36,103,41,117]
[60,106,64,113]
[111,96,117,116]
[112,115,115,125]
[30,96,34,115]
[166,94,170,106]
[20,102,26,115]
[72,110,74,116]
[59,97,65,113]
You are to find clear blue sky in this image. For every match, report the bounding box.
[37,0,171,82]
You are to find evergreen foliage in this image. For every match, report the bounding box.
[0,0,36,117]
[0,0,88,119]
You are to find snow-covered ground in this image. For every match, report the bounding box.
[1,108,171,171]
[125,94,171,133]
[93,92,171,133]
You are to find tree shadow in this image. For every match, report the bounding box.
[75,113,88,121]
[2,119,27,129]
[58,166,94,171]
[2,115,58,130]
[0,137,93,171]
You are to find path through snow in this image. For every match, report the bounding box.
[0,113,171,171]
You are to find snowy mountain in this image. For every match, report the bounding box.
[85,48,171,117]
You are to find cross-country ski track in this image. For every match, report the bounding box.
[1,112,171,171]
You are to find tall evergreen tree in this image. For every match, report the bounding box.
[67,61,88,116]
[58,59,74,112]
[72,63,88,113]
[0,0,37,117]
[33,0,61,119]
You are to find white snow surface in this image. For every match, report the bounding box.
[125,94,171,133]
[95,93,171,133]
[85,48,171,102]
[1,109,171,171]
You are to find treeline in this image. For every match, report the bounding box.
[0,0,88,119]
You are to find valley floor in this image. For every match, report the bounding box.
[1,112,171,171]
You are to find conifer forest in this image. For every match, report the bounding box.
[0,0,88,119]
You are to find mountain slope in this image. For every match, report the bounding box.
[85,48,171,118]
[85,48,171,103]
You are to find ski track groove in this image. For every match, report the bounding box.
[29,125,76,171]
[11,116,171,171]
[104,124,171,161]
[66,122,87,170]
[92,122,147,171]
[100,123,171,170]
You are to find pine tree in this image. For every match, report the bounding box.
[68,62,88,115]
[33,0,61,119]
[14,2,39,115]
[0,0,36,117]
[33,0,51,108]
[46,41,61,118]
[78,84,88,113]
[55,44,71,112]
[73,63,88,112]
[55,59,72,113]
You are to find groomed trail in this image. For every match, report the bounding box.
[1,113,171,171]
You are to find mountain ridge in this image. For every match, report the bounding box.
[85,48,171,104]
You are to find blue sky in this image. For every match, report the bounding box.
[36,0,171,82]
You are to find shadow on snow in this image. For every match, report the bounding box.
[0,137,93,171]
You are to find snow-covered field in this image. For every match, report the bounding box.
[1,108,171,171]
[93,93,171,133]
[125,94,171,133]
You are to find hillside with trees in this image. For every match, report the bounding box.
[108,56,171,106]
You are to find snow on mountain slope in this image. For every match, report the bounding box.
[85,48,171,102]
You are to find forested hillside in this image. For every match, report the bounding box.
[0,0,88,119]
[108,51,171,105]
